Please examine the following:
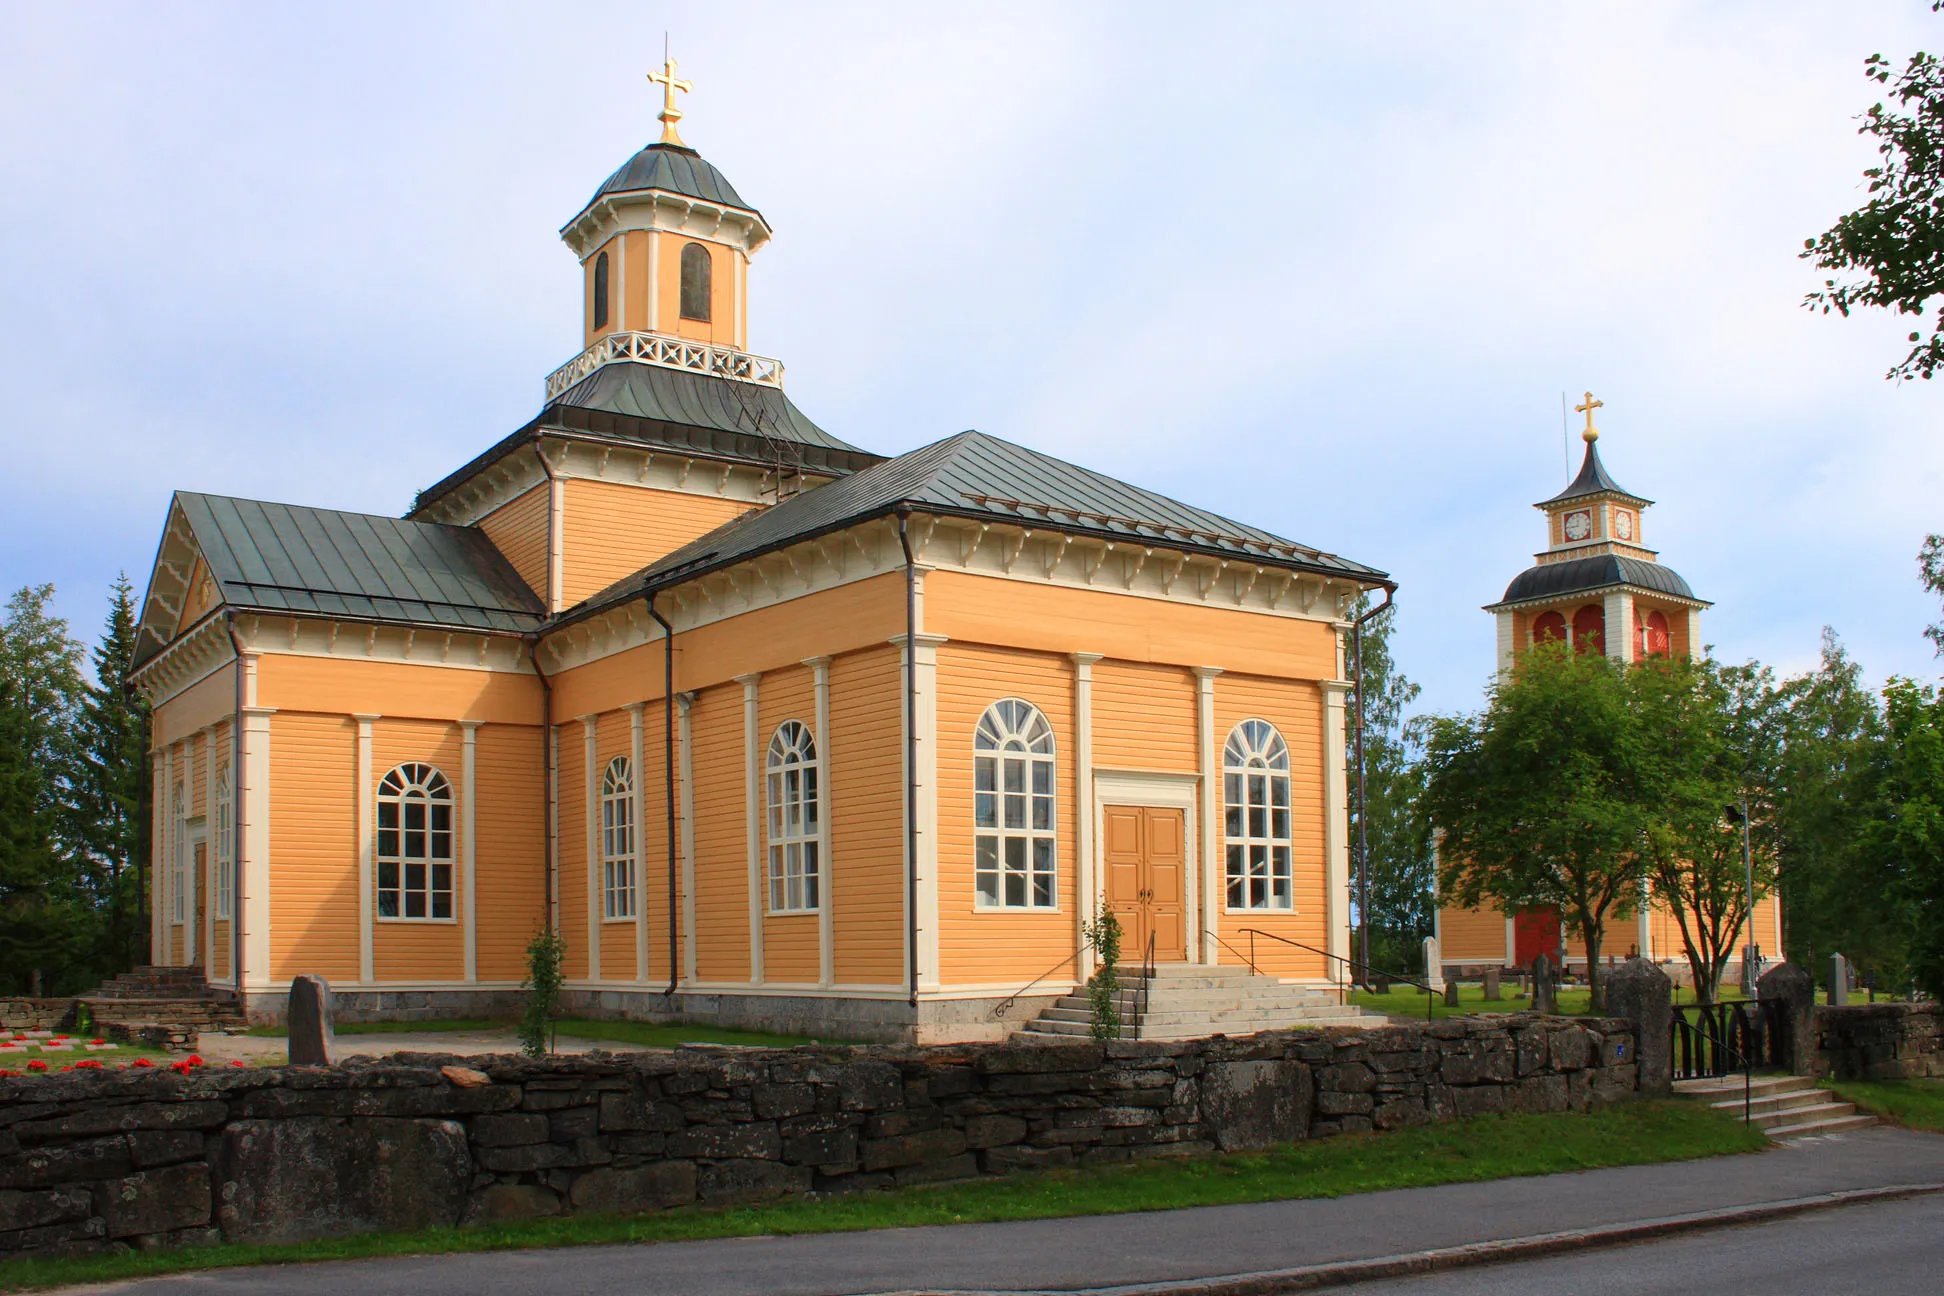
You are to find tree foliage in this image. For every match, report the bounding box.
[1854,678,1944,999]
[1349,600,1435,975]
[1922,533,1944,656]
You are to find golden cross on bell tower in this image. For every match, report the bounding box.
[1574,391,1604,444]
[648,46,694,147]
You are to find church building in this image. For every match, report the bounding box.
[1433,398,1781,981]
[128,65,1392,1041]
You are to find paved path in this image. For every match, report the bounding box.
[194,1030,667,1066]
[77,1127,1944,1296]
[1347,1191,1944,1294]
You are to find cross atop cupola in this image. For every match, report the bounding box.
[1535,396,1655,564]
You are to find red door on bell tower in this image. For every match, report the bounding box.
[1514,907,1563,966]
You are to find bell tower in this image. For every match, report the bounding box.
[558,54,770,354]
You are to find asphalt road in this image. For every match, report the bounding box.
[1347,1192,1944,1295]
[73,1127,1944,1296]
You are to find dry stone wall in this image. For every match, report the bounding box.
[0,1013,1639,1261]
[1812,1003,1944,1080]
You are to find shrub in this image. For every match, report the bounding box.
[519,927,568,1057]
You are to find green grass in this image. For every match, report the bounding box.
[1349,981,1744,1021]
[0,1100,1765,1292]
[1821,1077,1944,1131]
[245,1017,832,1049]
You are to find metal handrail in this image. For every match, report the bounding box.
[1131,930,1157,1041]
[1230,927,1442,1021]
[992,950,1080,1021]
[1672,1001,1761,1125]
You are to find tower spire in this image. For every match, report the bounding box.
[647,44,694,147]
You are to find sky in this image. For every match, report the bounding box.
[2,2,1941,717]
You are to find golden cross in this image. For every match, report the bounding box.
[648,54,694,146]
[1574,391,1603,444]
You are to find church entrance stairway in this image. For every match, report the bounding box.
[78,965,246,1051]
[1016,963,1378,1042]
[1673,1074,1875,1140]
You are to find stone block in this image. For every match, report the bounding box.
[1317,1062,1375,1093]
[462,1183,562,1225]
[470,1112,551,1147]
[13,1101,231,1142]
[214,1117,469,1244]
[98,1162,211,1239]
[547,1107,600,1141]
[926,1067,979,1099]
[1758,962,1817,1077]
[781,1125,857,1169]
[893,1153,979,1186]
[598,1093,686,1133]
[287,975,336,1066]
[1602,958,1671,1095]
[128,1130,205,1169]
[860,1128,967,1172]
[1373,1097,1428,1130]
[1548,1027,1596,1072]
[836,1062,904,1111]
[0,1214,108,1256]
[1203,1059,1313,1152]
[1515,1028,1550,1078]
[665,1124,780,1161]
[1315,1090,1374,1117]
[978,1044,1105,1074]
[753,1084,818,1120]
[962,1114,1028,1149]
[1509,1074,1569,1114]
[697,1159,811,1205]
[0,1184,91,1233]
[0,1135,133,1190]
[569,1162,697,1214]
[1449,1086,1506,1118]
[981,1144,1073,1172]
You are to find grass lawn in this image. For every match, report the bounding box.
[0,1099,1766,1291]
[0,1037,176,1073]
[1350,982,1744,1021]
[1820,1077,1944,1131]
[244,1017,832,1050]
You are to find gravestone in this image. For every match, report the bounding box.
[1531,954,1558,1015]
[1829,954,1851,1007]
[1757,961,1816,1076]
[1483,967,1501,1001]
[1423,937,1445,993]
[1442,981,1461,1009]
[288,974,336,1066]
[1603,957,1673,1096]
[1373,974,1391,994]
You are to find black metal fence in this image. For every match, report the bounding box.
[1671,999,1791,1080]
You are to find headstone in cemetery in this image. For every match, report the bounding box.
[288,974,336,1066]
[1483,967,1501,1001]
[1373,974,1391,994]
[1829,953,1850,1007]
[1443,980,1461,1009]
[1531,954,1558,1015]
[1423,937,1445,993]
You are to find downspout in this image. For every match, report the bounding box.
[646,594,679,997]
[897,507,919,1010]
[528,638,555,934]
[1351,585,1394,989]
[223,613,247,1022]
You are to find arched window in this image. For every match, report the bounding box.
[170,780,186,925]
[1638,609,1671,658]
[601,756,636,920]
[765,721,820,912]
[974,699,1056,908]
[1224,720,1292,910]
[592,250,610,330]
[376,763,453,920]
[1532,610,1567,646]
[680,242,712,321]
[1571,605,1605,656]
[214,759,233,921]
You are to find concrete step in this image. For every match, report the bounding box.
[1742,1101,1862,1131]
[1706,1090,1831,1119]
[1673,1074,1803,1099]
[1766,1112,1877,1139]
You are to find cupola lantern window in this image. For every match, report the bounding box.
[680,242,712,322]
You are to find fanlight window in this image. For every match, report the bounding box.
[766,721,821,912]
[1224,719,1292,910]
[376,763,453,920]
[601,757,637,920]
[592,250,610,330]
[214,760,233,920]
[974,699,1056,909]
[679,242,712,321]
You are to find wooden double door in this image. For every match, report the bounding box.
[1103,804,1187,963]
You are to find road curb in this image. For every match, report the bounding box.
[890,1181,1944,1296]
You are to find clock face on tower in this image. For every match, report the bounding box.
[1614,510,1634,541]
[1563,510,1592,542]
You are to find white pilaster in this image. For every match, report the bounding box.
[893,632,947,993]
[1495,610,1516,675]
[238,697,273,992]
[1320,678,1352,985]
[646,231,660,333]
[614,231,628,332]
[461,721,480,983]
[804,657,834,988]
[629,704,649,985]
[354,713,378,985]
[1684,608,1703,662]
[1193,667,1223,966]
[546,722,560,935]
[548,476,566,614]
[581,715,601,980]
[203,728,216,971]
[676,691,697,982]
[737,674,764,985]
[150,752,165,964]
[1071,653,1102,977]
[1605,592,1633,664]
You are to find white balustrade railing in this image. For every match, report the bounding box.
[544,332,786,401]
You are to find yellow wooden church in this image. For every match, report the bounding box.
[1433,400,1781,982]
[129,65,1395,1041]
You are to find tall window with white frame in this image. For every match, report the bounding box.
[601,756,637,920]
[376,763,454,920]
[1224,719,1293,910]
[214,759,233,921]
[974,698,1057,908]
[170,780,186,926]
[765,721,820,911]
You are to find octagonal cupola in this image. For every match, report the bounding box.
[556,55,772,366]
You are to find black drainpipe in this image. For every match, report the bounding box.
[223,613,247,1022]
[896,507,919,1010]
[1350,584,1394,988]
[528,638,555,934]
[646,594,680,998]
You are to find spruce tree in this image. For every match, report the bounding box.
[73,574,151,975]
[0,673,82,994]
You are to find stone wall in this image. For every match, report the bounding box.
[0,1013,1638,1261]
[1811,1003,1944,1081]
[0,1002,76,1033]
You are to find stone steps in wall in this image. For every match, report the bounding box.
[1672,1074,1874,1141]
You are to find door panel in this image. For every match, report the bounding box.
[1514,907,1562,966]
[1101,804,1188,963]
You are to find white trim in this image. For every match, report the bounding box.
[1220,719,1297,914]
[129,614,235,705]
[461,721,480,982]
[544,331,785,402]
[762,719,822,916]
[411,444,547,528]
[630,704,650,984]
[1070,653,1102,978]
[239,703,273,987]
[738,674,764,984]
[219,617,533,677]
[202,730,216,968]
[1605,591,1633,664]
[1092,770,1200,966]
[805,657,835,987]
[968,693,1058,913]
[184,806,204,968]
[892,631,946,992]
[581,715,601,979]
[354,716,377,980]
[546,723,560,935]
[151,752,166,962]
[646,230,660,332]
[548,474,566,614]
[614,231,628,333]
[676,691,698,983]
[561,191,771,265]
[1193,667,1222,965]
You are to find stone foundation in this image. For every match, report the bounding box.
[240,990,528,1029]
[0,1012,1637,1260]
[1811,1002,1944,1081]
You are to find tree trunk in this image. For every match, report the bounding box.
[1583,927,1604,1013]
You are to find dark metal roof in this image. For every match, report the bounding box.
[571,143,760,224]
[571,429,1390,619]
[1493,554,1701,608]
[411,364,881,517]
[1542,441,1650,507]
[172,493,546,639]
